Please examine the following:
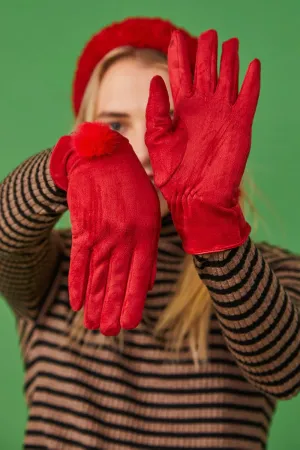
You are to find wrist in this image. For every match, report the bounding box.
[49,123,127,191]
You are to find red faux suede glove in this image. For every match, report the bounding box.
[145,29,261,254]
[50,122,161,335]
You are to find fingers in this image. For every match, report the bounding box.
[194,29,218,95]
[72,234,159,335]
[120,243,157,330]
[168,30,193,104]
[236,58,261,120]
[230,41,240,104]
[68,241,91,311]
[217,38,240,103]
[98,247,132,336]
[83,253,110,330]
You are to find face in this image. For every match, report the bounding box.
[95,57,174,217]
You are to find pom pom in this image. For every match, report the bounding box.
[72,122,122,158]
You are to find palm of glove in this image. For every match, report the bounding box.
[68,143,160,334]
[157,95,252,206]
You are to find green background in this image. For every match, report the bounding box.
[0,0,299,448]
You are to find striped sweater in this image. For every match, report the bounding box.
[1,148,300,450]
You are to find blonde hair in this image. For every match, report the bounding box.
[68,46,256,364]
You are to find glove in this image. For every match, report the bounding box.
[145,29,261,254]
[50,122,161,335]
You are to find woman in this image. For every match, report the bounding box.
[0,16,300,450]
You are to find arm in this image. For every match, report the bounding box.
[193,238,300,400]
[144,28,299,398]
[0,148,68,319]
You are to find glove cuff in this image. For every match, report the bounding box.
[172,200,251,255]
[49,135,75,191]
[49,122,124,191]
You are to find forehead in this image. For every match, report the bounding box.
[96,58,173,114]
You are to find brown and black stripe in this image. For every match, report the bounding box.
[1,149,300,449]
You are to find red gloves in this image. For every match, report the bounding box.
[50,122,161,335]
[145,30,261,254]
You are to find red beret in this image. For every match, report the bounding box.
[72,17,197,116]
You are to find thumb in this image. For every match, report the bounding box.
[146,75,188,188]
[145,76,174,186]
[145,75,173,148]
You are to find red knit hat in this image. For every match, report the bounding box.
[72,17,197,116]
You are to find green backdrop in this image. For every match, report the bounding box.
[0,1,299,448]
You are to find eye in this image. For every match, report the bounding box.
[109,122,122,132]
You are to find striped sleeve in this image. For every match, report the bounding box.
[193,238,300,400]
[0,149,68,319]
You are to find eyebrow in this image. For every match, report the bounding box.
[97,112,130,119]
[97,109,174,119]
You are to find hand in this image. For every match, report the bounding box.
[50,122,161,335]
[145,29,261,254]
